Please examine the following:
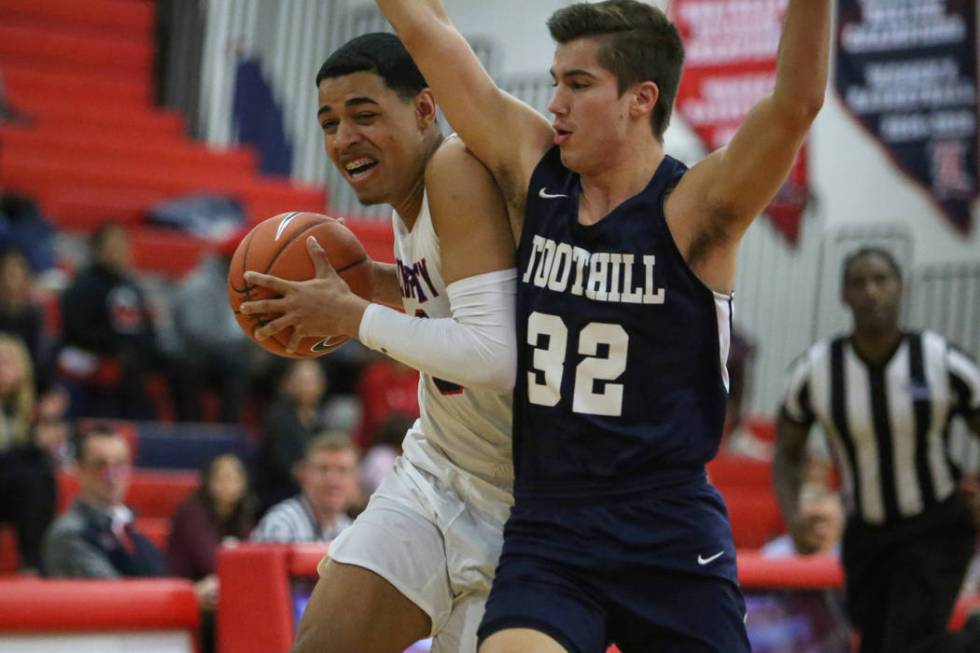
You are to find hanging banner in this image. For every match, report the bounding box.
[670,0,809,245]
[836,0,978,234]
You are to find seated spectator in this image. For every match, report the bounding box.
[354,355,420,451]
[56,224,165,419]
[251,434,357,544]
[0,248,48,387]
[256,360,328,511]
[170,231,249,423]
[168,453,256,653]
[358,412,414,500]
[167,453,256,583]
[42,424,166,578]
[0,333,56,573]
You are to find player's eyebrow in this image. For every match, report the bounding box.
[317,97,380,117]
[549,68,598,81]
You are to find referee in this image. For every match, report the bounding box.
[773,247,980,653]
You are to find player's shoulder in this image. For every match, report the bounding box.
[424,134,488,186]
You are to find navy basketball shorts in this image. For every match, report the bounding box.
[477,483,751,653]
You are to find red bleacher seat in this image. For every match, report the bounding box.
[0,0,155,41]
[0,527,19,574]
[0,24,152,76]
[707,454,772,491]
[722,488,785,549]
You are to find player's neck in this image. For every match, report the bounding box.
[850,327,903,365]
[578,138,664,226]
[391,134,444,229]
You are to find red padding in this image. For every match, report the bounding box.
[0,579,199,631]
[737,551,844,589]
[218,545,294,653]
[287,544,329,578]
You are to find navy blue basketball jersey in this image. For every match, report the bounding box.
[513,146,733,501]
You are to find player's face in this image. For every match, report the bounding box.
[318,72,431,207]
[301,448,357,515]
[842,254,902,334]
[548,38,635,175]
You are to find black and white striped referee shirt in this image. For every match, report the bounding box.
[251,496,352,543]
[781,331,980,526]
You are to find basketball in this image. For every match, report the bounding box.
[227,212,372,358]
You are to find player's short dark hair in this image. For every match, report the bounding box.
[841,246,903,289]
[315,32,428,100]
[547,0,684,141]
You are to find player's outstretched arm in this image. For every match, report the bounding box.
[668,0,830,287]
[376,0,553,216]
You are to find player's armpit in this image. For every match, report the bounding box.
[376,0,552,210]
[426,137,517,279]
[665,0,829,289]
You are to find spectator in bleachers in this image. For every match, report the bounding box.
[0,193,56,275]
[0,249,49,389]
[166,453,256,585]
[0,333,56,573]
[358,412,413,501]
[170,232,249,423]
[255,360,328,512]
[56,224,164,419]
[354,355,419,451]
[42,424,167,578]
[251,433,357,544]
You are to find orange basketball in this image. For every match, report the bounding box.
[227,212,373,358]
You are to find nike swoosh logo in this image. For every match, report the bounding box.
[538,187,568,200]
[311,337,342,352]
[697,551,724,565]
[275,212,300,241]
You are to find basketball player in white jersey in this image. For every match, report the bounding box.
[240,33,517,653]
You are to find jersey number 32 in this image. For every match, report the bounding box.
[527,311,628,417]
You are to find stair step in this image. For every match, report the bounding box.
[0,25,152,76]
[1,127,258,175]
[12,97,184,137]
[0,0,154,41]
[3,63,151,108]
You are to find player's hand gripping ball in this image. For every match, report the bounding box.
[227,212,372,358]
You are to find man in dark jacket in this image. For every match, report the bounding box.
[43,424,166,578]
[57,224,161,418]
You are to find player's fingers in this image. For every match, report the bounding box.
[285,327,304,354]
[254,314,295,341]
[307,236,337,279]
[239,298,285,316]
[244,271,291,293]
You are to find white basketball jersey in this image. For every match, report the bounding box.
[391,191,514,515]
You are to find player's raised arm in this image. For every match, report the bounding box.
[669,0,830,279]
[376,0,553,206]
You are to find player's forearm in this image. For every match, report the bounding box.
[359,269,517,391]
[369,261,403,307]
[772,0,830,126]
[376,0,451,49]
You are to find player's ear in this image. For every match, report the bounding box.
[414,88,438,130]
[630,81,659,120]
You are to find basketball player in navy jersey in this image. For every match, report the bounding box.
[377,0,829,650]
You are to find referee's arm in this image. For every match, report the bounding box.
[772,413,820,554]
